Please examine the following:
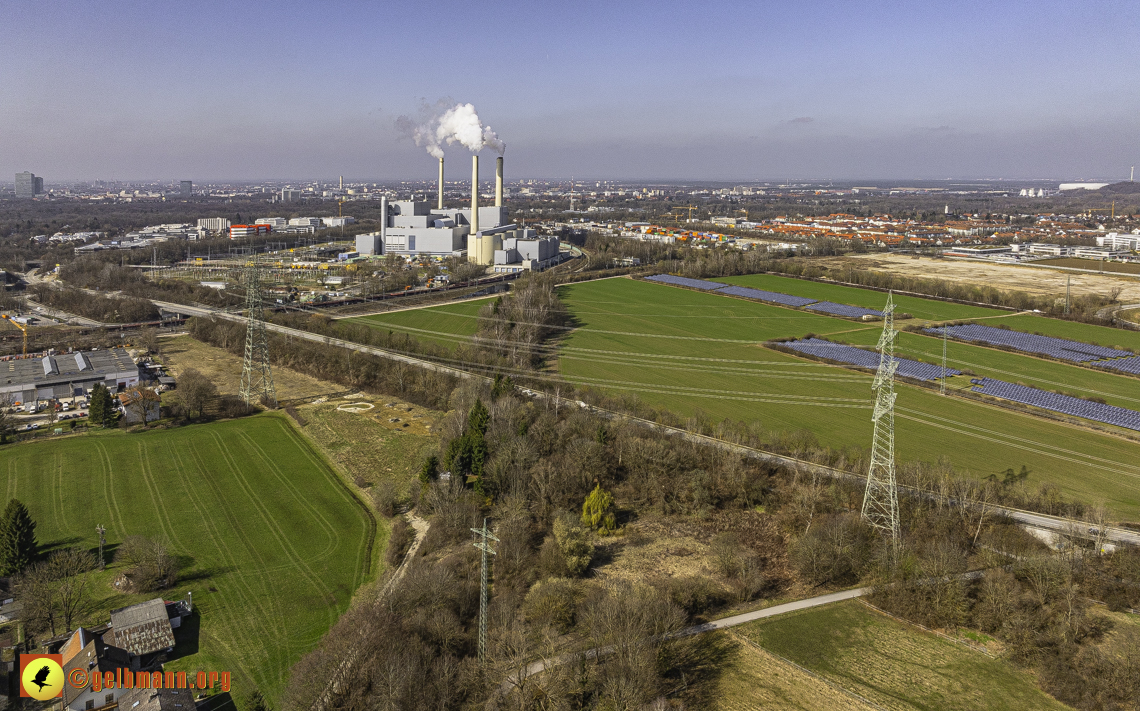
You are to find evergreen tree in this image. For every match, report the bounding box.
[0,499,37,575]
[87,383,116,427]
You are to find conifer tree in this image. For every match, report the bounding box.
[0,499,37,575]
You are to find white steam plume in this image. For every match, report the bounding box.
[397,101,506,158]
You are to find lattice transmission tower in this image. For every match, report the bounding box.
[861,291,900,544]
[240,258,276,407]
[471,518,499,665]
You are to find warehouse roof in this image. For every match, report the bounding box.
[1,347,137,389]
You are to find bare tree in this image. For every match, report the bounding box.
[174,368,218,419]
[47,548,99,630]
[115,536,179,591]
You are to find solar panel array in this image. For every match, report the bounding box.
[1095,356,1140,375]
[926,324,1130,363]
[971,378,1140,432]
[804,301,882,319]
[718,285,818,307]
[782,338,961,381]
[643,274,891,318]
[643,274,729,291]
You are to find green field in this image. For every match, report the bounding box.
[555,278,1140,520]
[344,276,1140,519]
[348,297,495,348]
[712,273,1008,322]
[1,415,376,704]
[732,601,1070,711]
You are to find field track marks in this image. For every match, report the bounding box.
[270,419,376,586]
[236,428,341,561]
[138,443,187,551]
[5,457,15,503]
[178,443,286,690]
[96,443,127,533]
[207,431,338,630]
[53,452,71,537]
[898,410,1140,484]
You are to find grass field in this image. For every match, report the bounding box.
[716,632,878,711]
[349,297,495,349]
[731,601,1070,711]
[555,278,1140,520]
[712,273,1008,322]
[0,414,376,705]
[294,398,438,495]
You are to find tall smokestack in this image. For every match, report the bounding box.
[339,176,343,190]
[380,195,388,252]
[495,156,503,208]
[437,157,445,210]
[471,155,479,236]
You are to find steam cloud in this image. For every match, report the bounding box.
[396,101,505,159]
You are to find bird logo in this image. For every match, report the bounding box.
[31,665,53,690]
[20,654,64,700]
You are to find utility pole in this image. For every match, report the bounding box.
[941,325,948,396]
[96,525,106,571]
[862,292,901,547]
[471,518,499,665]
[240,257,276,407]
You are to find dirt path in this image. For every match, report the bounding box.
[379,512,429,600]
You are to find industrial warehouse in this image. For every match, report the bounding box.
[0,347,139,405]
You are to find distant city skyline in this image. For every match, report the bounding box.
[3,0,1139,182]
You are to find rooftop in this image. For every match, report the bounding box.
[108,598,176,657]
[1,347,137,389]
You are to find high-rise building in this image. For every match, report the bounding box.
[15,171,39,198]
[180,180,193,197]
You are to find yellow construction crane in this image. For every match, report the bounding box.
[737,208,749,221]
[671,205,698,223]
[1084,201,1116,219]
[338,199,347,217]
[1,314,28,355]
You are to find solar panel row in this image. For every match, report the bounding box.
[1094,356,1140,376]
[718,285,818,307]
[782,338,960,381]
[643,274,729,291]
[971,377,1140,432]
[925,324,1131,363]
[805,301,882,319]
[642,275,884,317]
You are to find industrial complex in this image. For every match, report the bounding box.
[355,154,563,270]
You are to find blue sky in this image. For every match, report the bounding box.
[2,0,1138,181]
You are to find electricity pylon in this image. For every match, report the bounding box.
[862,291,900,545]
[471,518,499,665]
[240,258,276,407]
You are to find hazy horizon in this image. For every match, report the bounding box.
[4,0,1139,183]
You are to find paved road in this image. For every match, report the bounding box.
[149,297,1140,549]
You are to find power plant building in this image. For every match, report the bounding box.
[355,199,510,258]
